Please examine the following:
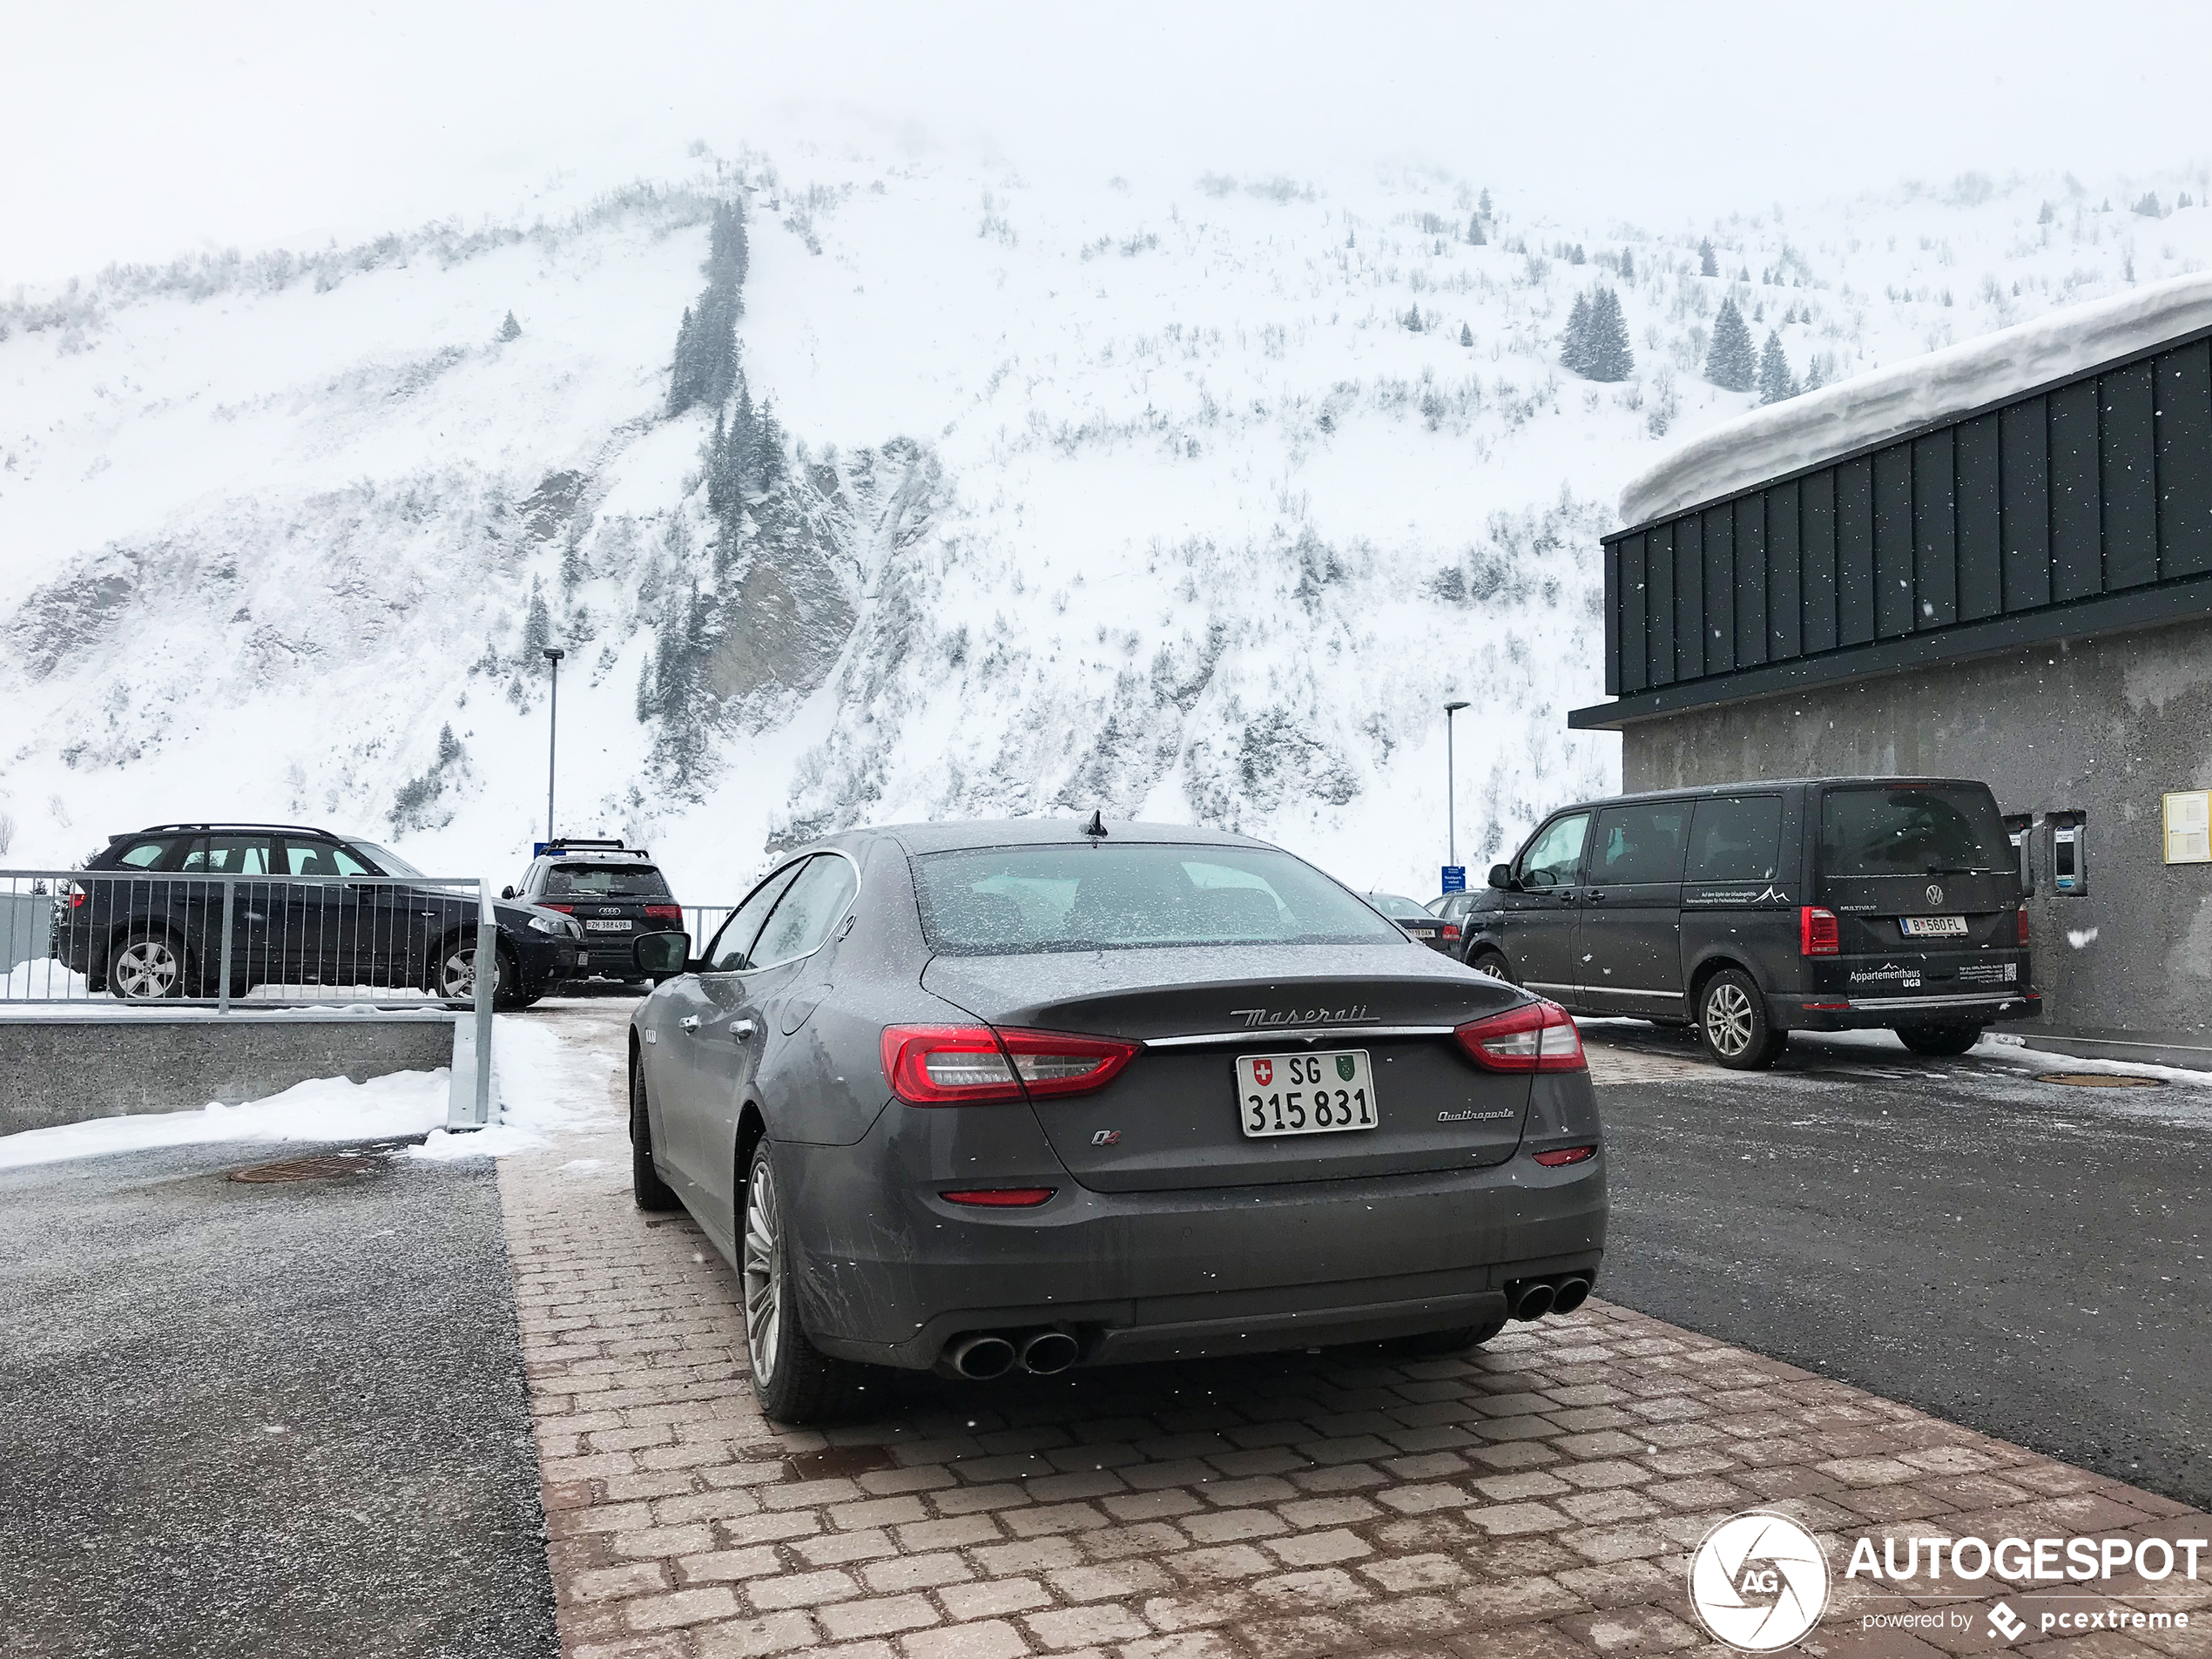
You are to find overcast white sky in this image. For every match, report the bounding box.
[7,1,2209,285]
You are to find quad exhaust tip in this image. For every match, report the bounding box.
[1507,1274,1594,1321]
[944,1329,1082,1379]
[947,1333,1018,1379]
[1020,1330,1080,1375]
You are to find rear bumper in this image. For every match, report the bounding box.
[1774,990,2041,1031]
[786,1143,1608,1372]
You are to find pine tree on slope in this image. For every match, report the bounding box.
[1459,321,1474,347]
[1706,298,1755,391]
[498,310,522,341]
[1619,246,1635,282]
[1560,291,1593,375]
[1584,287,1635,381]
[1698,238,1719,278]
[1756,330,1797,404]
[1467,213,1486,246]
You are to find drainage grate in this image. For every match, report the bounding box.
[228,1155,376,1184]
[2033,1072,2164,1089]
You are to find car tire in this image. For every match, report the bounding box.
[741,1142,875,1425]
[1696,968,1784,1069]
[629,1056,682,1212]
[1895,1022,1983,1057]
[1391,1310,1509,1357]
[1467,948,1514,983]
[430,934,528,1011]
[107,930,187,1000]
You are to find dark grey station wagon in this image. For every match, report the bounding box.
[625,819,1608,1424]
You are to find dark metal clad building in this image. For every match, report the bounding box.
[1573,316,2212,1065]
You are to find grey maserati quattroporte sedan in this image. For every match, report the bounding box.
[626,819,1607,1423]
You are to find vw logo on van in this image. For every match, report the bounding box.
[1925,884,1944,906]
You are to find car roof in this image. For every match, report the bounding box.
[836,819,1276,857]
[122,823,345,839]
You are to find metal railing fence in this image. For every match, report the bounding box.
[3,868,495,1130]
[680,907,736,954]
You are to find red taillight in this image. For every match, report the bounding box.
[70,888,87,909]
[541,902,576,914]
[644,904,683,922]
[1441,923,1461,941]
[1800,906,1839,955]
[880,1025,1138,1105]
[1453,1001,1585,1072]
[1532,1145,1595,1167]
[2016,908,2030,947]
[941,1188,1056,1207]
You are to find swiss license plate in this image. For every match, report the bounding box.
[1236,1051,1378,1138]
[1899,915,1967,938]
[585,918,633,932]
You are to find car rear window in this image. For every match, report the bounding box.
[543,862,673,899]
[1367,894,1426,919]
[1820,786,2013,878]
[914,844,1404,955]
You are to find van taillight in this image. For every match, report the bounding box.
[2017,908,2030,947]
[1800,906,1839,955]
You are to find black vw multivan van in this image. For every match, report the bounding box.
[1456,778,2039,1069]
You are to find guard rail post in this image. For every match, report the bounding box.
[217,877,235,1015]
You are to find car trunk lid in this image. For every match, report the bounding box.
[920,943,1538,1192]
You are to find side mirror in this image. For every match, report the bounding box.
[1487,863,1514,891]
[500,885,517,900]
[633,930,693,981]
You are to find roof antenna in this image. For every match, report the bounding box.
[1082,809,1108,838]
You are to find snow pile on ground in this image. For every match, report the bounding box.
[0,1011,580,1168]
[1620,269,2212,525]
[3,958,93,999]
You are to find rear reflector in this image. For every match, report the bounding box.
[1454,1001,1585,1072]
[1800,906,1840,955]
[1532,1145,1595,1167]
[2016,908,2031,946]
[881,1025,1138,1105]
[941,1188,1056,1207]
[1804,1001,1851,1011]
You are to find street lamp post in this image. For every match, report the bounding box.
[1444,700,1470,869]
[543,645,566,845]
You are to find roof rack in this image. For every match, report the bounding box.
[534,838,651,858]
[132,823,341,837]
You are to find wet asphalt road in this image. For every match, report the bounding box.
[1595,1031,2212,1510]
[0,1140,556,1659]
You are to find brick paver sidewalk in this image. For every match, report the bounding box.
[502,1008,2209,1659]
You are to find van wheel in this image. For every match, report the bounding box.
[1696,969,1784,1069]
[1895,1023,1983,1057]
[1468,949,1514,983]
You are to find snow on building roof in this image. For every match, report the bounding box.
[1619,270,2212,529]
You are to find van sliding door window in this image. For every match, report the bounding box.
[1588,806,1689,884]
[1686,798,1784,883]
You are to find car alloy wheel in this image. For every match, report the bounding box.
[439,941,500,999]
[1703,979,1755,1059]
[111,936,182,999]
[742,1156,786,1387]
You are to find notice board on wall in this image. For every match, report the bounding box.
[2165,790,2212,865]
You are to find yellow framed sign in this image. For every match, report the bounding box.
[2165,790,2212,865]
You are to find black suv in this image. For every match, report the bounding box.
[506,840,683,984]
[57,823,583,1007]
[1459,778,2039,1068]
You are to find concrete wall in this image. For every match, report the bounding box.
[1622,613,2212,1060]
[0,1015,456,1136]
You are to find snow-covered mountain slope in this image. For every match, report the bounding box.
[5,157,2210,900]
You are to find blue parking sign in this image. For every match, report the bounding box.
[1440,865,1467,893]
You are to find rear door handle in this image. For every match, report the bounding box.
[731,1020,758,1041]
[678,1015,701,1030]
[1587,890,1606,902]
